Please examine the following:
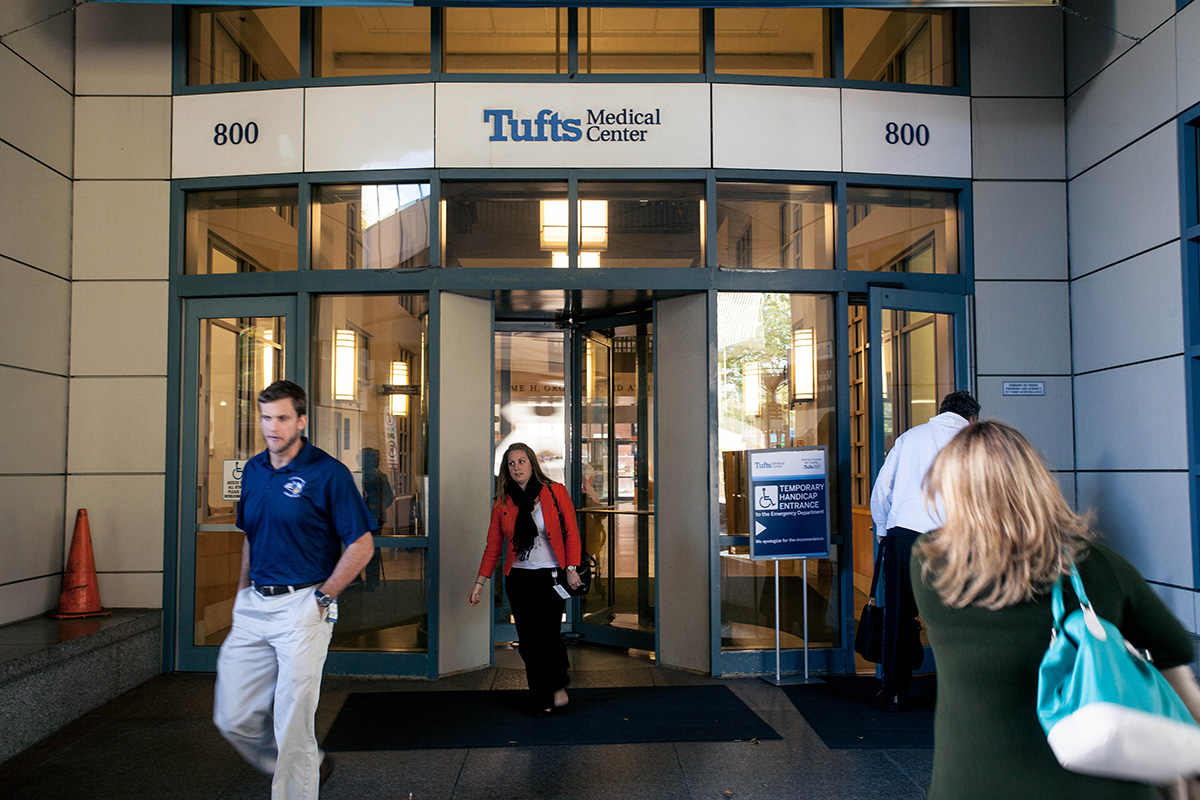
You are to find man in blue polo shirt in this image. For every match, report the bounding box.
[214,380,376,799]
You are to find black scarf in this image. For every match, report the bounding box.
[507,479,544,560]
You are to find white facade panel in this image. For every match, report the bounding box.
[1076,470,1193,589]
[711,84,840,172]
[1179,0,1200,114]
[70,282,169,377]
[76,96,171,180]
[305,83,434,172]
[972,181,1067,281]
[0,143,72,277]
[972,98,1064,180]
[172,89,305,179]
[969,7,1063,98]
[1064,0,1173,94]
[977,376,1074,471]
[72,180,171,281]
[1074,357,1187,471]
[0,257,70,376]
[67,377,167,474]
[0,366,67,475]
[0,45,73,176]
[65,475,165,574]
[0,476,65,585]
[75,2,172,97]
[1070,244,1183,374]
[1067,124,1179,278]
[1066,20,1176,177]
[840,89,971,178]
[435,83,711,169]
[974,281,1071,375]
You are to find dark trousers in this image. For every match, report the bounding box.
[881,527,921,699]
[505,567,570,710]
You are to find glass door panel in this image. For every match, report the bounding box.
[180,297,294,670]
[577,323,655,651]
[493,329,568,640]
[860,287,966,669]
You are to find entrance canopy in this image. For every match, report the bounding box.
[96,1,1060,7]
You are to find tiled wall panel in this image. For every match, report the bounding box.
[0,256,70,375]
[67,377,166,475]
[1066,19,1176,177]
[0,476,65,586]
[0,366,68,476]
[971,98,1065,180]
[1064,0,1175,94]
[1073,357,1187,472]
[74,3,172,96]
[0,44,73,175]
[1067,124,1179,278]
[974,281,1071,375]
[70,282,168,377]
[976,376,1074,471]
[72,181,170,281]
[1070,244,1183,374]
[64,475,165,574]
[969,7,1063,98]
[972,182,1067,281]
[0,142,72,277]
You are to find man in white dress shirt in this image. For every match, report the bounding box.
[869,390,979,711]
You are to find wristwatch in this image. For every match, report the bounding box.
[314,589,334,607]
[566,566,577,573]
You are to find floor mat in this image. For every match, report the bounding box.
[323,684,781,751]
[781,674,935,749]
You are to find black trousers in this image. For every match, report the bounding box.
[881,527,921,699]
[505,567,570,709]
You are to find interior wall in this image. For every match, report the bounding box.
[435,292,495,675]
[68,3,173,611]
[1064,0,1198,635]
[0,1,75,624]
[655,292,712,673]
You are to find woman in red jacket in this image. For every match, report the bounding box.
[469,442,583,716]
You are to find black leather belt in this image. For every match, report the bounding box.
[253,582,319,597]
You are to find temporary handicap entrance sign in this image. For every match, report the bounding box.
[747,446,830,561]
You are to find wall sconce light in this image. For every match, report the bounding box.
[743,361,761,417]
[334,329,356,401]
[391,360,409,417]
[262,329,274,392]
[791,329,816,402]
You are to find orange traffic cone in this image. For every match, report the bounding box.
[47,509,111,619]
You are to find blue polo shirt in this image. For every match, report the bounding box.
[237,439,377,586]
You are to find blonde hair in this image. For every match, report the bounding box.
[916,421,1092,610]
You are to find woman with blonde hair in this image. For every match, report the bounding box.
[913,421,1200,799]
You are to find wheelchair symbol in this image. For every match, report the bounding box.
[756,486,778,509]
[232,463,243,480]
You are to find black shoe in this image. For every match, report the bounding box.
[872,691,902,713]
[320,755,335,787]
[534,707,554,718]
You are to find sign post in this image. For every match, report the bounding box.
[747,446,830,685]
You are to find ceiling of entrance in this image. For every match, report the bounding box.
[494,289,657,322]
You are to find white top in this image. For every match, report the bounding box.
[870,411,971,535]
[510,502,559,569]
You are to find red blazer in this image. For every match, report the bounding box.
[477,482,582,577]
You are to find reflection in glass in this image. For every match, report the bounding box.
[715,8,831,78]
[314,184,431,270]
[578,324,656,642]
[443,7,567,74]
[493,330,567,626]
[580,7,701,74]
[186,188,299,275]
[193,316,284,647]
[314,294,430,652]
[443,182,568,268]
[315,7,431,77]
[846,186,958,274]
[716,183,833,270]
[187,7,300,86]
[717,293,839,651]
[843,9,955,87]
[577,182,704,268]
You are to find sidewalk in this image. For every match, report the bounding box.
[0,644,931,799]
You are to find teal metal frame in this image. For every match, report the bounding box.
[164,8,979,677]
[1179,103,1200,588]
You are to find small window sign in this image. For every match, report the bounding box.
[222,459,248,501]
[1002,381,1045,397]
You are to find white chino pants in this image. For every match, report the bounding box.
[214,586,333,800]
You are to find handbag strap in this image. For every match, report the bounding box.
[1051,562,1100,634]
[867,545,885,601]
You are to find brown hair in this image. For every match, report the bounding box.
[916,421,1093,610]
[258,380,307,417]
[494,442,554,503]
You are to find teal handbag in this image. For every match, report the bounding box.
[1037,564,1200,784]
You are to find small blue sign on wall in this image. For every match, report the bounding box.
[747,446,830,561]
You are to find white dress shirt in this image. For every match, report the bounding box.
[870,411,971,535]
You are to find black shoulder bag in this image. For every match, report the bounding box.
[547,485,594,597]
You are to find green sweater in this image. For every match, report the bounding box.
[913,540,1195,800]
